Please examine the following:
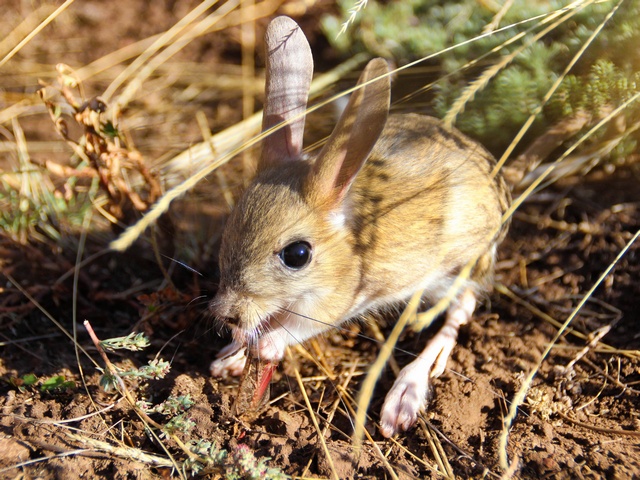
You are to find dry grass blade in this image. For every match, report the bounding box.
[103,0,221,102]
[1,271,97,366]
[419,419,453,478]
[0,0,75,69]
[0,449,92,476]
[483,0,515,33]
[0,3,55,58]
[111,0,241,113]
[73,0,283,83]
[502,90,640,224]
[291,352,339,480]
[495,283,639,358]
[498,228,640,471]
[353,289,422,446]
[241,0,256,181]
[338,386,400,480]
[520,118,640,191]
[399,2,588,106]
[555,410,640,437]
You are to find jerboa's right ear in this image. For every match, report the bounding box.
[259,16,313,170]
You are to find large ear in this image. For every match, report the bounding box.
[305,58,390,206]
[259,16,313,170]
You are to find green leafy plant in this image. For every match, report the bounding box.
[185,440,286,479]
[323,0,640,156]
[8,373,75,393]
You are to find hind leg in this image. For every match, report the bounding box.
[379,289,476,438]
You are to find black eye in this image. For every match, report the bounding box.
[278,241,312,270]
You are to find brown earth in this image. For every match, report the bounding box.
[1,1,639,479]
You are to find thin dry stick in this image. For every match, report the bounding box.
[196,110,234,210]
[0,449,91,476]
[501,90,640,225]
[0,0,76,69]
[320,361,357,439]
[422,421,449,478]
[291,353,339,480]
[498,228,640,471]
[0,271,97,366]
[385,435,443,476]
[70,209,118,443]
[483,0,515,33]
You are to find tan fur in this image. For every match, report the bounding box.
[210,18,511,408]
[213,110,510,337]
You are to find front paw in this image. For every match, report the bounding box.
[210,342,246,378]
[255,332,287,362]
[379,369,430,438]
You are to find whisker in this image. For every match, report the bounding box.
[160,254,204,276]
[187,295,209,307]
[281,307,419,359]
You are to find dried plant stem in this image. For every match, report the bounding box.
[74,0,283,83]
[502,90,640,223]
[419,419,453,479]
[65,431,176,466]
[353,289,422,446]
[556,411,640,437]
[112,0,241,115]
[1,271,97,366]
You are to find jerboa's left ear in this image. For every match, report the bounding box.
[259,16,313,170]
[305,58,390,206]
